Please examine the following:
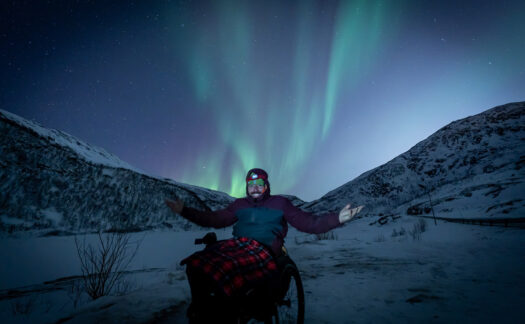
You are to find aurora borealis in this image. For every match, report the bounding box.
[2,0,524,201]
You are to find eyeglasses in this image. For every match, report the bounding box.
[247,179,265,187]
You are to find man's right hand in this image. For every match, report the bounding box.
[165,198,184,214]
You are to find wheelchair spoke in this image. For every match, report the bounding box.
[276,267,304,324]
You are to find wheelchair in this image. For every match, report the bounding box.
[183,232,305,324]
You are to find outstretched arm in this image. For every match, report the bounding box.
[283,198,364,234]
[165,198,237,228]
[282,198,342,234]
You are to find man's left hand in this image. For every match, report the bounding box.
[339,204,364,223]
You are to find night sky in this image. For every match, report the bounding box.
[2,0,524,201]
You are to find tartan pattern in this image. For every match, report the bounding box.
[182,237,278,296]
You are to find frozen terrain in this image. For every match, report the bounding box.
[1,218,523,323]
[0,102,523,323]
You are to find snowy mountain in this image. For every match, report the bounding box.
[1,103,523,324]
[0,109,234,235]
[1,102,523,235]
[305,101,525,222]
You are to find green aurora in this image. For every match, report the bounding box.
[171,0,399,198]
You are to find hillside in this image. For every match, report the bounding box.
[0,110,234,235]
[305,102,525,222]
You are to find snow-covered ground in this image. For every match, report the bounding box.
[1,217,523,324]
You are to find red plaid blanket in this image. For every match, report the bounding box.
[181,237,278,296]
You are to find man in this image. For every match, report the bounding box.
[166,168,363,322]
[166,167,364,256]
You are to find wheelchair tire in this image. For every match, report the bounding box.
[274,263,305,324]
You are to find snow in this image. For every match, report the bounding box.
[0,216,28,226]
[306,102,525,221]
[1,104,523,323]
[1,108,224,198]
[1,109,236,235]
[1,219,523,323]
[0,109,141,173]
[41,208,63,226]
[2,103,523,237]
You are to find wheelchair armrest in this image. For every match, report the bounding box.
[194,232,217,246]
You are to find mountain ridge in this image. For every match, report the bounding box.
[1,101,523,235]
[0,109,235,235]
[305,101,525,222]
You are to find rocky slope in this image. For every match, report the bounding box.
[0,109,234,235]
[305,102,525,221]
[1,101,523,235]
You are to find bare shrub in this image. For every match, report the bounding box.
[74,231,143,300]
[417,218,427,232]
[113,277,137,296]
[409,219,427,241]
[391,229,398,237]
[392,227,407,238]
[315,231,338,241]
[67,279,87,308]
[374,233,386,242]
[294,231,338,245]
[10,295,36,315]
[42,298,53,313]
[166,272,177,285]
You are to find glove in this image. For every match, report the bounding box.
[338,204,364,223]
[165,198,184,214]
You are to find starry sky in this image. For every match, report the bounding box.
[2,0,524,201]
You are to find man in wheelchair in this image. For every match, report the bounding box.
[166,168,363,323]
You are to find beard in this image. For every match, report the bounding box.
[248,185,266,200]
[249,190,263,199]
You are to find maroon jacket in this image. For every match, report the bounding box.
[181,193,342,256]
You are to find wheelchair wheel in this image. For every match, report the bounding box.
[275,264,305,324]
